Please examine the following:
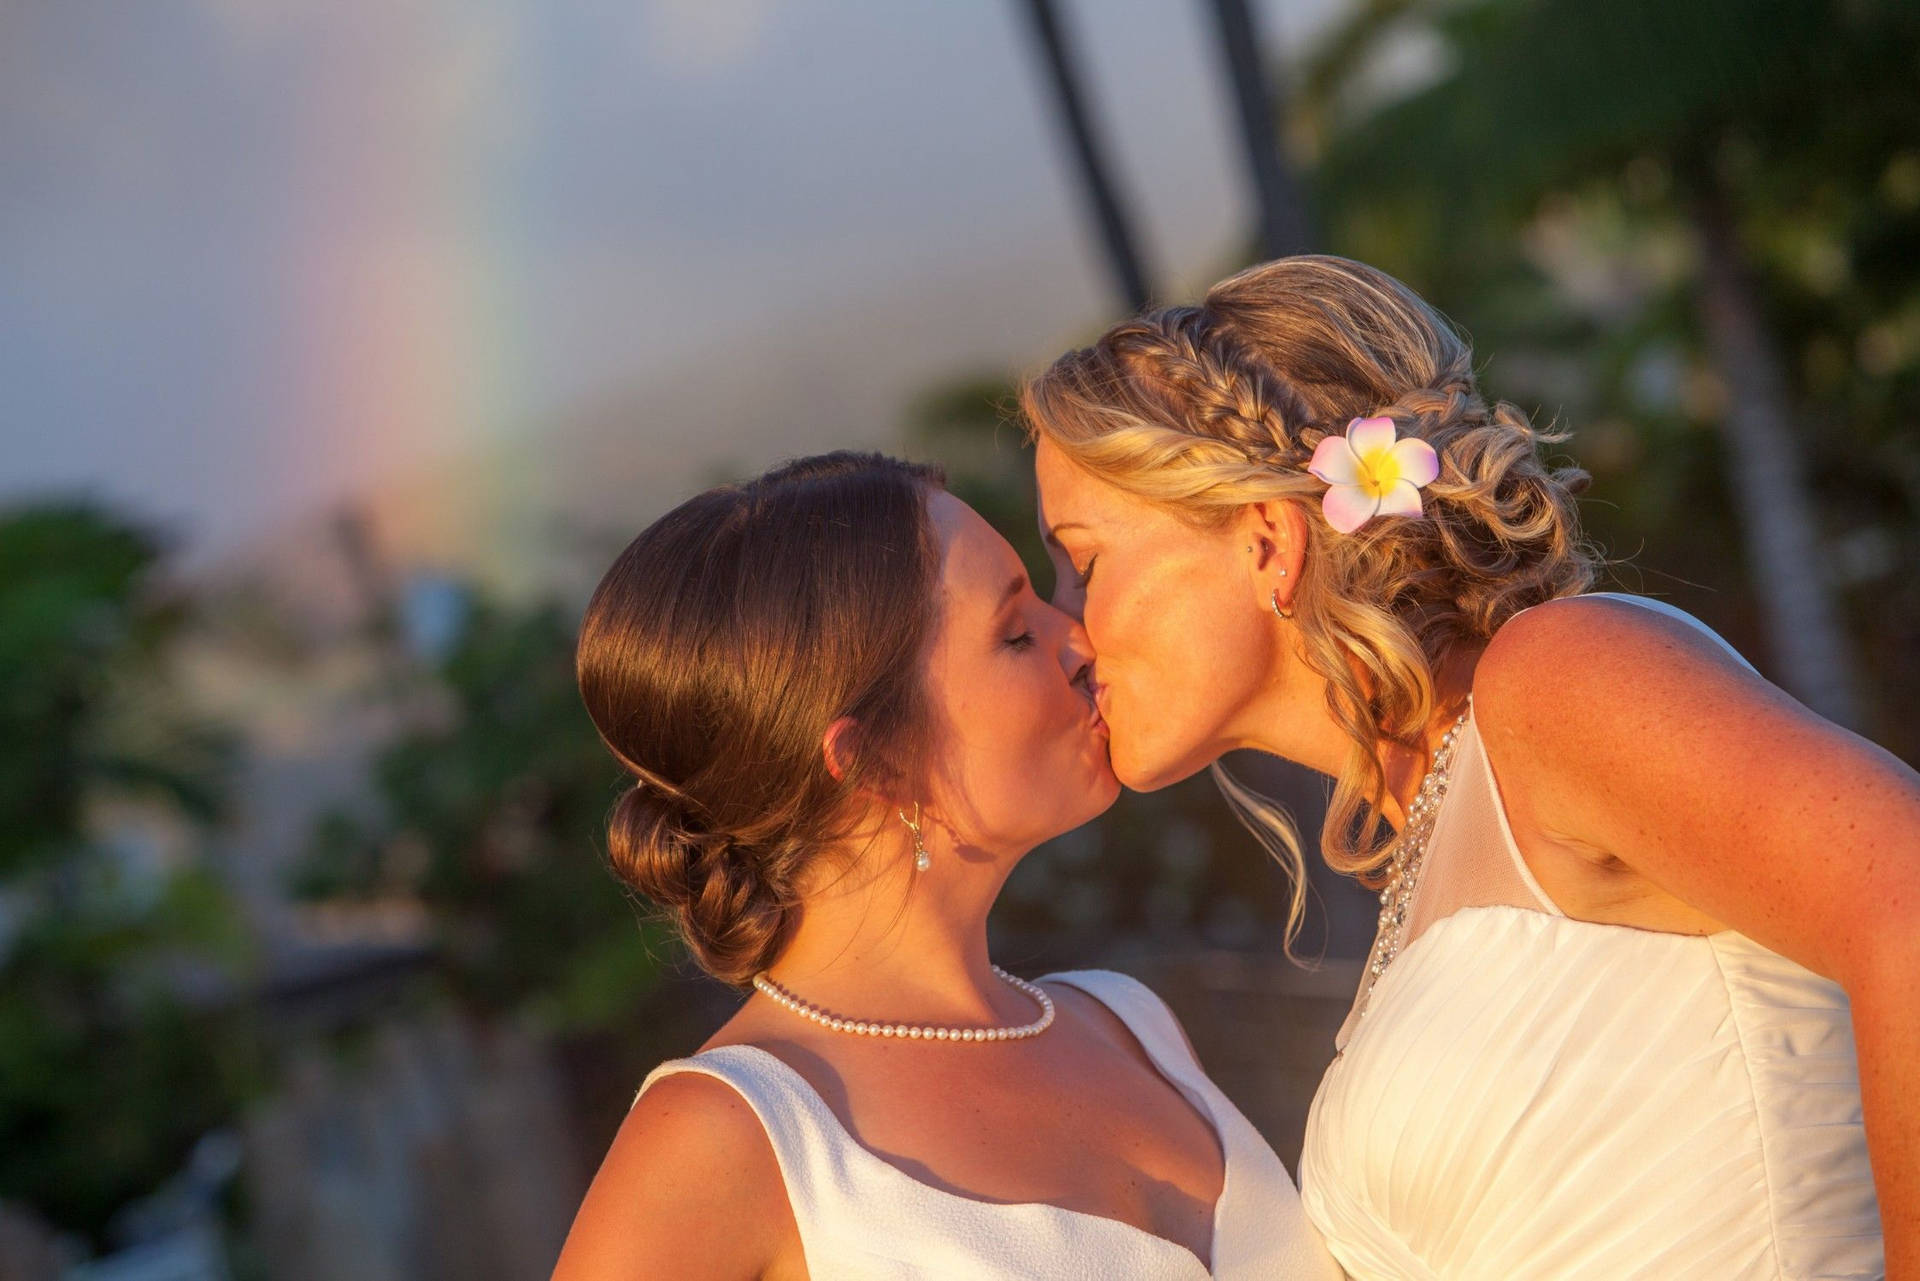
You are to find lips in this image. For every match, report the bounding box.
[1082,674,1109,734]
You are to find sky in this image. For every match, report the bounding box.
[2,0,1345,576]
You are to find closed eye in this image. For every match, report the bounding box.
[1005,630,1037,651]
[1073,555,1097,589]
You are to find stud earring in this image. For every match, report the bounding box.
[899,802,930,872]
[1278,567,1288,576]
[1271,589,1293,620]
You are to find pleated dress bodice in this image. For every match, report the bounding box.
[1299,593,1883,1280]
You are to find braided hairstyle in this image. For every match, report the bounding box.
[576,452,946,985]
[1021,255,1597,915]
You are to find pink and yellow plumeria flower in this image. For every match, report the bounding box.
[1307,416,1440,534]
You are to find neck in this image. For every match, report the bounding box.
[760,826,1035,1027]
[1381,644,1481,825]
[1236,636,1484,830]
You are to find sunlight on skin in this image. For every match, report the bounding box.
[551,489,1246,1281]
[767,488,1119,1009]
[1035,438,1338,789]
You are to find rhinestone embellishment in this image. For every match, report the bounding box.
[1357,708,1471,1018]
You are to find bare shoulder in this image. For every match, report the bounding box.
[615,1070,773,1172]
[551,1069,798,1281]
[1467,595,1920,983]
[1473,594,1783,752]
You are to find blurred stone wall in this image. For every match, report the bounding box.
[242,1011,583,1281]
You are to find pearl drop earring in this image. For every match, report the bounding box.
[899,802,930,872]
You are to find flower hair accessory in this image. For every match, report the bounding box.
[1307,416,1439,534]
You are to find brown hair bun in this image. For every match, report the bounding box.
[577,452,946,985]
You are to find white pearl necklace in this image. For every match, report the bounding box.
[1357,707,1471,1018]
[750,965,1056,1042]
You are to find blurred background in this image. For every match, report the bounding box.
[3,0,1916,1276]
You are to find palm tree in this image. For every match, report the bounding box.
[1015,0,1154,312]
[1204,0,1314,257]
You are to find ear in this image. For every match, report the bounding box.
[821,716,860,784]
[824,715,916,805]
[1238,500,1308,609]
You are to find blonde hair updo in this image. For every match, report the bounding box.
[1020,255,1599,936]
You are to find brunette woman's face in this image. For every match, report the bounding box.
[1032,438,1292,791]
[917,490,1119,855]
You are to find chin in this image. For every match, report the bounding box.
[1062,764,1122,828]
[1018,774,1121,852]
[1088,768,1122,813]
[1109,738,1202,794]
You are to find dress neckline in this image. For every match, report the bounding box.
[1335,691,1746,1054]
[700,972,1230,1276]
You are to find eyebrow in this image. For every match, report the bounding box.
[997,573,1028,611]
[1043,521,1089,545]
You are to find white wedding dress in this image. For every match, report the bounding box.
[638,968,1345,1279]
[1300,592,1883,1279]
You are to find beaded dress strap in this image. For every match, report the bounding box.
[1351,708,1470,1020]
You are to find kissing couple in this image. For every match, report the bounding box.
[553,256,1904,1280]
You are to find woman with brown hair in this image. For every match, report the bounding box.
[551,452,1343,1279]
[1023,256,1913,1279]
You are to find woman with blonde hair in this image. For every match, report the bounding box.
[1023,255,1913,1279]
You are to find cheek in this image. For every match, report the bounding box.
[1092,561,1226,697]
[936,658,1115,842]
[1093,561,1264,785]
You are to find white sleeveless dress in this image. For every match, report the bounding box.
[636,967,1345,1279]
[1300,592,1884,1279]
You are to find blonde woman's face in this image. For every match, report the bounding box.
[1034,438,1283,791]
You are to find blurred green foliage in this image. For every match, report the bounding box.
[290,593,668,1029]
[1301,0,1920,758]
[0,508,225,877]
[0,504,260,1236]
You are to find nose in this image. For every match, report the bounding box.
[1057,610,1097,685]
[1050,575,1085,623]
